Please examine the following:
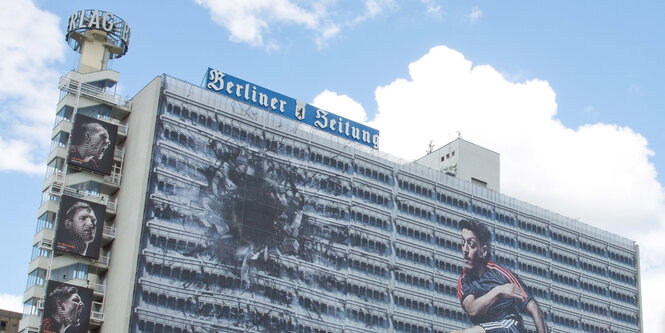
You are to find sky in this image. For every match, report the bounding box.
[1,0,664,331]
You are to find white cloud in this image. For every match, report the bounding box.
[0,0,65,175]
[640,268,665,333]
[0,137,45,174]
[370,45,664,238]
[194,0,395,48]
[0,293,22,313]
[420,0,443,19]
[312,89,368,122]
[468,6,483,23]
[321,45,665,332]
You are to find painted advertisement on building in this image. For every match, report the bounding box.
[67,113,117,175]
[40,280,93,333]
[54,195,105,259]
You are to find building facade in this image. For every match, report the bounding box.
[20,10,641,333]
[1,309,22,333]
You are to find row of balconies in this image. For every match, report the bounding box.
[20,71,128,333]
[58,75,131,111]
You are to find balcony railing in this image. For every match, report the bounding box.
[40,238,53,250]
[90,301,104,323]
[59,76,131,110]
[96,255,110,268]
[89,282,106,295]
[102,165,122,187]
[102,225,116,239]
[62,187,117,212]
[36,299,44,310]
[47,171,65,196]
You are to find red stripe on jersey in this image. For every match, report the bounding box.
[457,269,467,301]
[487,261,528,301]
[457,277,463,301]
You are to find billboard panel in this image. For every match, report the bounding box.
[67,113,118,175]
[54,195,105,259]
[41,280,93,333]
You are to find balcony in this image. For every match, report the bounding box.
[90,301,104,326]
[62,187,117,214]
[63,279,106,300]
[113,146,125,163]
[33,225,54,246]
[89,282,106,298]
[101,164,123,191]
[46,145,68,165]
[39,238,53,250]
[66,165,122,195]
[88,254,111,271]
[46,172,65,197]
[18,314,41,333]
[51,119,73,141]
[23,285,45,303]
[59,76,131,111]
[101,224,116,246]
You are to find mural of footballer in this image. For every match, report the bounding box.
[454,219,546,333]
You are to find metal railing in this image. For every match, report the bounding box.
[102,165,122,187]
[89,282,106,295]
[97,255,110,267]
[47,171,65,196]
[40,238,53,250]
[90,301,104,322]
[62,187,117,212]
[102,225,116,239]
[59,76,131,110]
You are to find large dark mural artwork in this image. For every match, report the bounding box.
[132,97,392,332]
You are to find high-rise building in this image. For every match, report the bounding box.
[20,9,642,333]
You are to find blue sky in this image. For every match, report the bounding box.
[1,0,664,331]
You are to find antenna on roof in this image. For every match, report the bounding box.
[426,140,435,154]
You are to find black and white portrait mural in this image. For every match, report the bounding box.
[68,113,117,175]
[41,280,93,333]
[54,195,105,259]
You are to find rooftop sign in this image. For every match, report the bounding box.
[65,9,130,59]
[205,68,380,149]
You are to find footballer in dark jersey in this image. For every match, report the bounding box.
[452,220,546,333]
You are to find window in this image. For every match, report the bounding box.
[55,105,74,126]
[50,263,88,282]
[36,212,55,232]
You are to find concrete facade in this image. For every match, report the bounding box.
[414,138,500,192]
